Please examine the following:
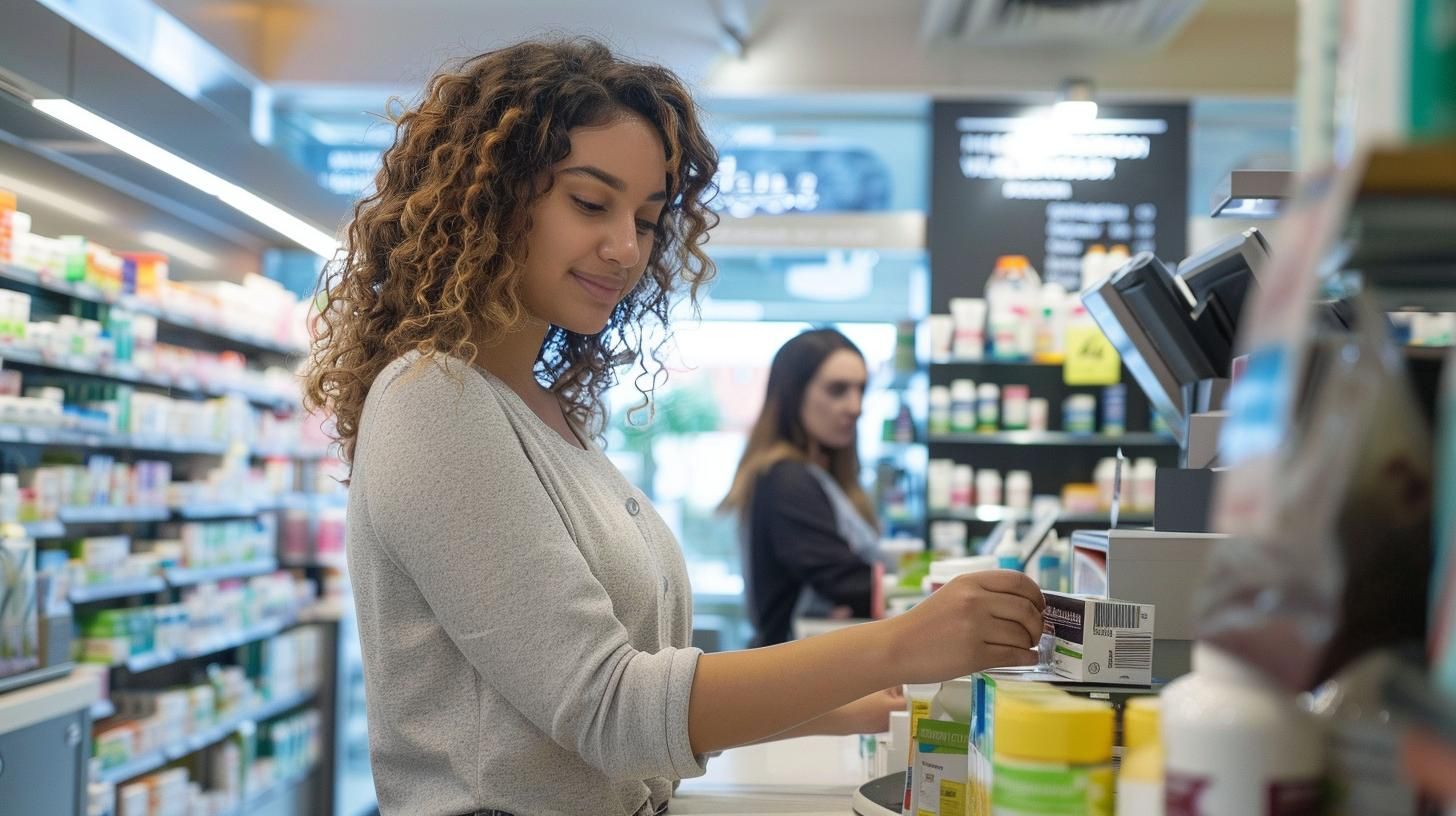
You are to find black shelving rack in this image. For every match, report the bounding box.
[924,358,1178,540]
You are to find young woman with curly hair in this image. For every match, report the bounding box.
[303,38,1044,816]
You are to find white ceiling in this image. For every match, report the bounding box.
[154,0,1299,110]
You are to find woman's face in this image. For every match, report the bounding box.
[518,113,668,335]
[799,349,867,452]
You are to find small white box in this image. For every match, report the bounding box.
[1044,591,1155,686]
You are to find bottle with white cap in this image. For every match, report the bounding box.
[950,379,977,434]
[929,386,952,436]
[950,465,974,510]
[1005,470,1033,511]
[927,459,955,512]
[976,469,1002,508]
[1162,644,1324,815]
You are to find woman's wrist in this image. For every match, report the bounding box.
[861,616,909,690]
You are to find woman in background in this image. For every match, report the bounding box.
[723,328,883,647]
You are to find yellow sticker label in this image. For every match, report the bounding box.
[910,699,932,737]
[1063,324,1122,386]
[940,779,967,816]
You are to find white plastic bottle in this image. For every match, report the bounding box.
[950,379,977,433]
[975,469,1002,508]
[1080,244,1108,292]
[1105,244,1131,279]
[927,460,954,513]
[928,386,952,436]
[1034,281,1068,362]
[1161,644,1324,816]
[1133,458,1159,514]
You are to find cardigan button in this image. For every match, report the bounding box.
[626,497,640,516]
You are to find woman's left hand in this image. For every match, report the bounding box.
[831,686,906,735]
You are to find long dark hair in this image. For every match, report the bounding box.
[720,328,877,526]
[303,37,719,465]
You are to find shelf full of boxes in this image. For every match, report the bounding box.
[0,188,350,816]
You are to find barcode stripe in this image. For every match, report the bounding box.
[1113,635,1153,670]
[1094,602,1140,629]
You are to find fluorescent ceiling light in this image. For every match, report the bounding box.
[32,98,340,259]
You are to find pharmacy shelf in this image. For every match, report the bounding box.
[0,262,305,358]
[0,345,296,411]
[928,357,1063,368]
[0,423,230,455]
[93,688,317,785]
[93,748,169,785]
[929,507,1153,525]
[69,576,169,605]
[0,423,329,461]
[163,559,278,587]
[223,763,317,816]
[66,561,278,605]
[168,689,316,759]
[21,519,66,538]
[928,431,1173,447]
[59,505,171,525]
[21,495,317,539]
[173,502,269,521]
[252,444,333,461]
[118,614,301,675]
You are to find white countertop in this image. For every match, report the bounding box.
[0,665,102,736]
[671,735,869,815]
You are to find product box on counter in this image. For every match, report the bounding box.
[1043,591,1155,686]
[914,718,970,816]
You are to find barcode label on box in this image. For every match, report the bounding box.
[1113,635,1153,670]
[1094,602,1141,630]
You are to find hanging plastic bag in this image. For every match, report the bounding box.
[1199,290,1432,690]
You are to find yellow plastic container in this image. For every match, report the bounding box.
[991,693,1114,816]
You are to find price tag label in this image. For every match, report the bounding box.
[1063,324,1122,386]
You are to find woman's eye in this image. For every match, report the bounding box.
[636,220,656,236]
[572,196,606,213]
[827,384,848,398]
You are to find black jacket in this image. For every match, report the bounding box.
[743,460,873,647]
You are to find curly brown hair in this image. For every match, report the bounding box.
[303,38,719,465]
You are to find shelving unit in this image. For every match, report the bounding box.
[928,431,1173,447]
[0,263,305,358]
[0,243,357,816]
[0,345,297,411]
[929,506,1152,526]
[116,615,303,676]
[0,422,330,461]
[93,687,317,785]
[68,576,168,605]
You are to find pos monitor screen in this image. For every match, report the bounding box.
[1081,228,1267,447]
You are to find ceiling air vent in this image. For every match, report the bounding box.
[921,0,1205,48]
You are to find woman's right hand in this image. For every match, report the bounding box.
[884,570,1046,684]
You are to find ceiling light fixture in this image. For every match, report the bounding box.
[31,98,340,259]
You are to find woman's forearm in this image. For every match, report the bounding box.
[687,617,902,754]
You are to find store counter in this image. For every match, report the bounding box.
[0,667,102,815]
[672,734,894,815]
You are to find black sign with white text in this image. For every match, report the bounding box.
[929,101,1188,306]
